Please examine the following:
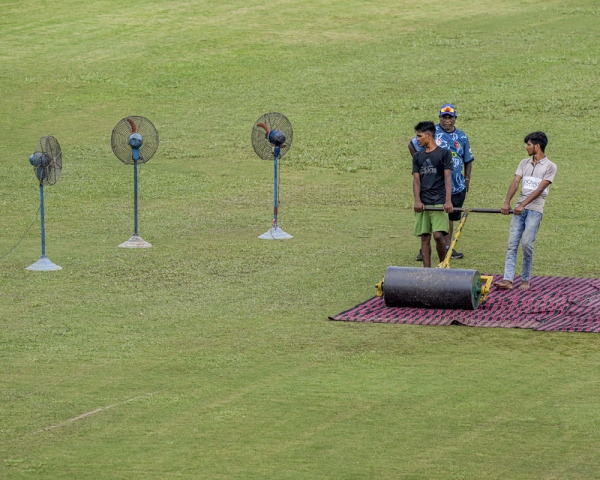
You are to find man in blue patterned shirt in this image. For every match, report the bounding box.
[409,104,474,261]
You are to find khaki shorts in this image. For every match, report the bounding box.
[414,205,449,236]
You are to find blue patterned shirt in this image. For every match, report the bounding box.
[411,125,474,194]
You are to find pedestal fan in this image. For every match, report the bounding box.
[251,112,294,240]
[26,136,62,271]
[111,116,159,248]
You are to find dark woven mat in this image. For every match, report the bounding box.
[330,275,600,333]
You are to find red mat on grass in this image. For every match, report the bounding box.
[329,275,600,333]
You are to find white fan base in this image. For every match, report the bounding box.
[119,234,152,248]
[258,227,293,240]
[26,255,62,271]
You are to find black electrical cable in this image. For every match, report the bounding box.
[0,206,41,260]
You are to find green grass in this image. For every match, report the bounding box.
[1,0,600,478]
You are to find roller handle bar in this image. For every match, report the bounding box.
[423,206,513,214]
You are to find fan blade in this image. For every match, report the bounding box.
[127,118,137,133]
[256,122,269,138]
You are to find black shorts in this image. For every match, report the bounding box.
[449,189,467,221]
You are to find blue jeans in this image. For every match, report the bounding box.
[503,209,543,282]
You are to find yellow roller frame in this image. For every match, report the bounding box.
[376,279,384,298]
[438,209,469,269]
[479,275,493,303]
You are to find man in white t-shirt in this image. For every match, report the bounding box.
[494,132,557,290]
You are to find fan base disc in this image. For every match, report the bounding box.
[258,227,293,240]
[26,256,62,271]
[119,234,152,248]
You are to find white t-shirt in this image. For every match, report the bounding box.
[515,157,557,213]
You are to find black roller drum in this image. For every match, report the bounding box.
[383,266,484,310]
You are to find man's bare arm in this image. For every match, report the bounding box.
[408,141,417,157]
[443,169,453,213]
[413,173,424,212]
[501,175,522,214]
[464,161,473,192]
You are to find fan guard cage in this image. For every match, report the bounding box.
[33,136,62,185]
[252,112,293,160]
[111,116,159,165]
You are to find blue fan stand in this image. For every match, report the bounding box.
[26,255,62,271]
[26,183,61,271]
[259,145,292,240]
[119,234,152,248]
[119,135,151,248]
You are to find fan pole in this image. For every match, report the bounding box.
[273,152,279,230]
[134,159,139,236]
[259,146,292,240]
[40,184,46,257]
[118,155,151,248]
[26,183,62,271]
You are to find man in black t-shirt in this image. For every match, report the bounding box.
[412,121,454,267]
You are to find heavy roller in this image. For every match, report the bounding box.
[376,207,512,310]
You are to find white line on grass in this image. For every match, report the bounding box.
[24,392,156,438]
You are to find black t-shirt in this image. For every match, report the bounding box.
[412,147,453,205]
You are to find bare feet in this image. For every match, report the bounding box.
[494,279,513,290]
[519,281,530,290]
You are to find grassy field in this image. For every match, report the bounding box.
[1,0,600,478]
